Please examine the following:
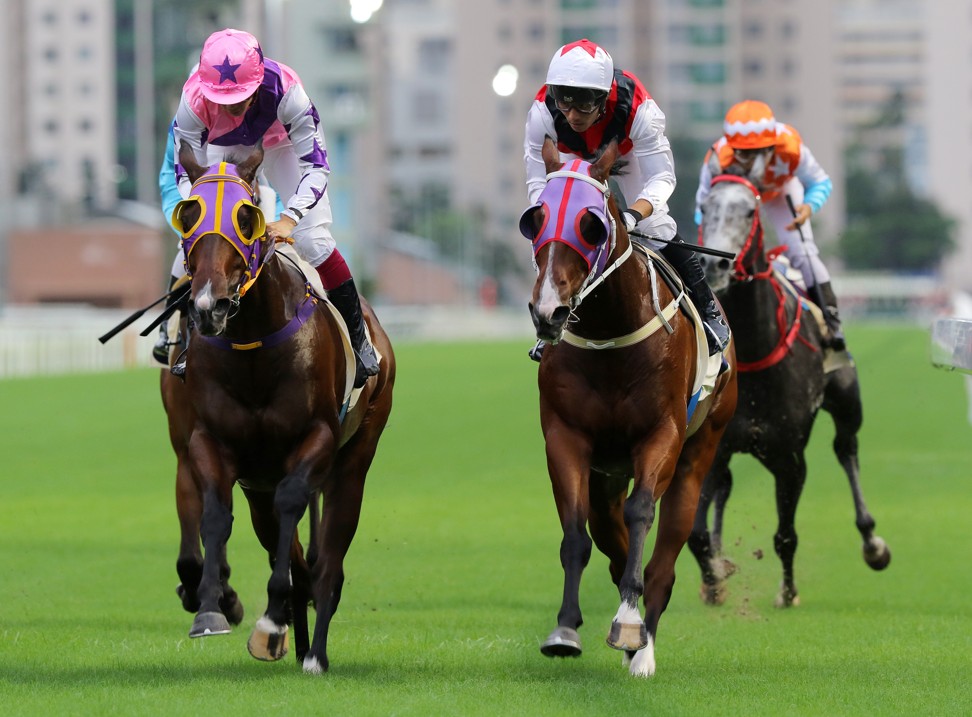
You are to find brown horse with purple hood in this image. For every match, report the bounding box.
[520,137,737,677]
[160,142,395,673]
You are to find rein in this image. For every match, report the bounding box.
[708,174,814,371]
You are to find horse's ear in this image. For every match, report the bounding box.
[591,140,619,182]
[236,142,265,186]
[541,136,562,174]
[178,142,207,185]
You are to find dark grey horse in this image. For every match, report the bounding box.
[687,170,890,607]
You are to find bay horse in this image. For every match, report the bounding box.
[521,138,738,677]
[159,143,395,673]
[688,169,890,608]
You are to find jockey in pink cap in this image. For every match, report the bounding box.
[155,28,379,387]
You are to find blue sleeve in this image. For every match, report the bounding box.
[159,123,182,236]
[803,177,832,215]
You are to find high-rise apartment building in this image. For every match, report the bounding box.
[4,0,118,212]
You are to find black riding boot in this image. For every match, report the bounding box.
[816,281,846,352]
[660,235,730,356]
[153,276,181,366]
[328,278,380,388]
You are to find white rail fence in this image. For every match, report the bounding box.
[0,304,535,379]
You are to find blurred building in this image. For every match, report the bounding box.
[2,0,118,212]
[3,0,972,314]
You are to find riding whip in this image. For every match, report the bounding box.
[97,284,190,344]
[629,230,736,260]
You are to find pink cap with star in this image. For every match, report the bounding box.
[198,29,264,104]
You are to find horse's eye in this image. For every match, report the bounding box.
[747,209,756,218]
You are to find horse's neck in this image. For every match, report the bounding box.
[723,253,794,351]
[575,237,656,330]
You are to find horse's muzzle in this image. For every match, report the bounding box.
[529,302,570,342]
[189,297,233,336]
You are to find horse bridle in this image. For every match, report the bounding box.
[706,174,783,281]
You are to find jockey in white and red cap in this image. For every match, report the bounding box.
[156,28,378,386]
[694,99,844,350]
[524,38,730,361]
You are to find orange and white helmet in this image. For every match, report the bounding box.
[724,100,778,150]
[546,39,614,93]
[198,29,265,105]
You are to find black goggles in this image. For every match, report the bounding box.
[549,86,606,115]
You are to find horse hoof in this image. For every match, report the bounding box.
[247,617,289,661]
[540,627,582,657]
[189,611,231,638]
[774,592,800,608]
[700,581,728,606]
[863,537,891,571]
[606,620,648,651]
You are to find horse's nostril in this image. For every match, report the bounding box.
[718,259,731,271]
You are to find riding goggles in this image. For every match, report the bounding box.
[549,86,606,115]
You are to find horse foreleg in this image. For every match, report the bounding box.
[688,456,735,606]
[710,460,734,555]
[606,484,654,652]
[175,455,203,614]
[188,433,236,637]
[632,437,713,678]
[247,468,315,663]
[303,464,367,675]
[539,427,593,659]
[588,474,629,587]
[762,452,807,608]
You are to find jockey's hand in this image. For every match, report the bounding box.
[266,216,297,242]
[622,209,643,233]
[786,203,812,231]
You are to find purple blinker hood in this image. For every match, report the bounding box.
[171,162,269,283]
[519,158,612,275]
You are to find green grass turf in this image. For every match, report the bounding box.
[0,325,969,715]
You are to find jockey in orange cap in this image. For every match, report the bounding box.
[154,28,378,386]
[524,39,730,362]
[694,100,845,351]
